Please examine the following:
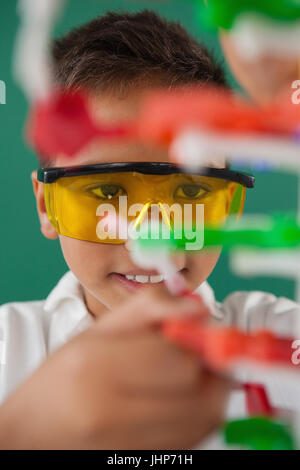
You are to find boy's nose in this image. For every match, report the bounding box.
[124,201,171,253]
[124,201,187,270]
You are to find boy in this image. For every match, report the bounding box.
[0,11,299,450]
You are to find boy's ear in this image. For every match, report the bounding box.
[31,170,58,240]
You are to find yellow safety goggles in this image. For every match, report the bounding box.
[37,162,254,244]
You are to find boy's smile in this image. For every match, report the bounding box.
[110,268,188,292]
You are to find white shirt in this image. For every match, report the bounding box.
[1,270,300,448]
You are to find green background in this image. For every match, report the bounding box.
[0,0,297,305]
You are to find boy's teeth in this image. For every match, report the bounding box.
[149,275,164,283]
[124,274,164,284]
[135,275,149,283]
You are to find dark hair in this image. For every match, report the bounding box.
[52,10,227,93]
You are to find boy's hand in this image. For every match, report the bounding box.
[0,288,231,449]
[220,31,298,105]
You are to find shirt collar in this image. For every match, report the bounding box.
[44,271,94,353]
[44,271,85,313]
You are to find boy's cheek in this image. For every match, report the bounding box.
[58,236,129,294]
[58,236,137,314]
[185,251,221,289]
[59,236,113,276]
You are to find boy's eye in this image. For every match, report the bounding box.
[174,184,208,200]
[88,184,126,199]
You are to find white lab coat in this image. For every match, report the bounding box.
[0,270,300,449]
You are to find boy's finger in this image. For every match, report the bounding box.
[95,290,208,334]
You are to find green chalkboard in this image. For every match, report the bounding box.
[0,0,296,305]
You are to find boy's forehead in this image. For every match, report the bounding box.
[56,87,166,167]
[55,88,226,168]
[89,88,144,124]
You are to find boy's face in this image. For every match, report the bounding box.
[32,88,223,317]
